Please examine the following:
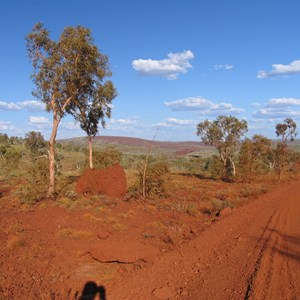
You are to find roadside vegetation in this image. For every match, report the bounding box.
[0,23,299,228]
[0,117,299,212]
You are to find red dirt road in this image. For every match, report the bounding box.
[107,181,300,299]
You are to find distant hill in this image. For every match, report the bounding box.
[59,136,300,157]
[59,135,216,157]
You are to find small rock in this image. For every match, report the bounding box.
[152,286,174,299]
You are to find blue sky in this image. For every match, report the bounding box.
[0,0,300,141]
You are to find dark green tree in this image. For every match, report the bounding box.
[26,23,115,197]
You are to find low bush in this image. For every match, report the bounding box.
[87,146,122,169]
[128,157,170,199]
[16,158,49,203]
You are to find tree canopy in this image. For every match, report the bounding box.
[275,117,297,142]
[197,115,248,180]
[26,23,116,197]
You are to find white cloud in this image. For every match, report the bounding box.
[214,64,233,70]
[0,120,15,131]
[257,59,300,78]
[110,118,137,125]
[154,118,196,128]
[28,116,51,131]
[18,100,46,112]
[253,108,300,119]
[253,97,300,119]
[165,96,244,115]
[0,100,45,112]
[266,97,300,107]
[132,50,194,80]
[29,116,50,124]
[0,101,21,111]
[165,118,196,126]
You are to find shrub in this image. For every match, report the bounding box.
[203,155,223,179]
[17,158,49,203]
[87,146,122,169]
[56,174,78,200]
[0,148,23,177]
[128,158,170,199]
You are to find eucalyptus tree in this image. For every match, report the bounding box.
[26,23,115,197]
[197,115,248,180]
[239,135,272,181]
[74,81,116,169]
[274,118,297,181]
[275,117,297,143]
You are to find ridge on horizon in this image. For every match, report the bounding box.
[59,135,205,145]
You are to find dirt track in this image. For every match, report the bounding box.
[107,181,300,299]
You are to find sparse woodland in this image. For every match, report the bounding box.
[0,24,299,206]
[0,23,300,300]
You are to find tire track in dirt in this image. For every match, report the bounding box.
[107,181,300,300]
[245,182,300,300]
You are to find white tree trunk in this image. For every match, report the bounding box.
[229,157,236,177]
[88,136,94,169]
[47,116,59,198]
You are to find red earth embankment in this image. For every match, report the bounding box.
[76,164,127,197]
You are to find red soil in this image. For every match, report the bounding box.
[0,179,299,299]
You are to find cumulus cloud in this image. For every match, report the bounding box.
[165,96,244,115]
[253,97,300,119]
[0,120,15,131]
[0,101,20,111]
[29,116,51,130]
[253,108,300,119]
[0,100,45,112]
[132,50,194,80]
[266,97,300,107]
[154,118,196,128]
[214,64,233,70]
[29,116,50,124]
[257,59,300,79]
[165,118,196,126]
[18,101,46,112]
[110,118,137,125]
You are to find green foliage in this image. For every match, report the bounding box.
[17,158,49,203]
[24,131,47,157]
[0,133,9,145]
[275,118,297,142]
[9,136,23,145]
[129,158,170,199]
[56,174,78,200]
[88,146,122,169]
[197,115,248,181]
[0,145,7,158]
[0,148,23,176]
[203,155,223,179]
[274,118,298,181]
[169,156,204,175]
[238,135,272,181]
[26,23,116,197]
